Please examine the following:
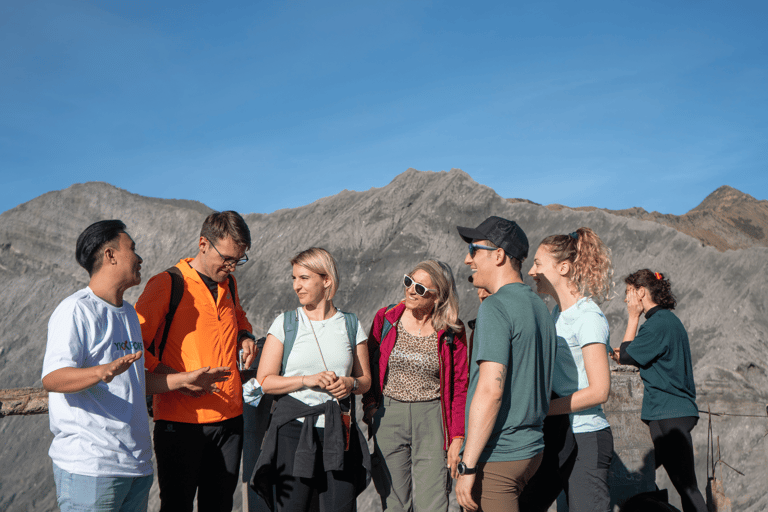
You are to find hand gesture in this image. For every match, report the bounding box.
[241,338,258,369]
[625,287,644,318]
[326,376,354,400]
[179,366,232,397]
[97,351,143,384]
[303,371,338,390]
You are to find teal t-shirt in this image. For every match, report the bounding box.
[551,297,611,433]
[626,309,699,421]
[466,283,557,462]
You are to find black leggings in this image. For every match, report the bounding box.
[647,416,707,512]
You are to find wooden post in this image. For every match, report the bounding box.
[0,387,49,417]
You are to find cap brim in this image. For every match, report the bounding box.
[457,225,486,244]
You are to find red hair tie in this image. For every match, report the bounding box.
[654,272,663,280]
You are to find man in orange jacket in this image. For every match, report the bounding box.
[136,211,257,512]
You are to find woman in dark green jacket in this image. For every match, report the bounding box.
[611,269,706,512]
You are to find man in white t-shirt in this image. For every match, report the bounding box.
[42,220,229,512]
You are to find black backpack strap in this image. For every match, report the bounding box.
[228,275,238,308]
[443,329,456,402]
[157,267,185,362]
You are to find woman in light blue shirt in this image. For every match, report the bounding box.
[523,227,613,512]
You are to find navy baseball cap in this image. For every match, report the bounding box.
[457,216,529,261]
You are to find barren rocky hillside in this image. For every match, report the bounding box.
[1,169,766,511]
[541,185,768,251]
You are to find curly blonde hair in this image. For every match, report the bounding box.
[540,227,613,304]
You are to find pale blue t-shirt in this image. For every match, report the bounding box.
[551,297,611,434]
[42,287,152,478]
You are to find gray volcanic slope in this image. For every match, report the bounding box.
[1,170,766,511]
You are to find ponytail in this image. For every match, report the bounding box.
[539,227,613,304]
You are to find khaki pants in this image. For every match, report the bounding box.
[372,397,450,512]
[475,452,543,512]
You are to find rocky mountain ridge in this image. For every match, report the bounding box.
[1,169,766,511]
[537,185,768,251]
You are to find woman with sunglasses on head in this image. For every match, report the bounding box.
[524,227,613,512]
[362,260,468,512]
[250,247,372,512]
[611,270,706,512]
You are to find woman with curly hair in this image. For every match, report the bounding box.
[523,227,613,512]
[611,270,706,512]
[363,259,468,512]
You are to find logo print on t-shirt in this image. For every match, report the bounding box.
[113,340,143,352]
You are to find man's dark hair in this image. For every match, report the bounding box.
[200,211,251,250]
[75,220,127,276]
[484,240,523,273]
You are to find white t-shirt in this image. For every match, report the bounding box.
[267,308,367,427]
[551,297,611,434]
[42,287,152,477]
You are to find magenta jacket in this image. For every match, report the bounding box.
[362,302,468,450]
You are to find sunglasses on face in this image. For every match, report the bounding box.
[403,274,437,297]
[468,243,497,258]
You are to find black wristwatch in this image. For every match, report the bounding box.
[457,461,476,476]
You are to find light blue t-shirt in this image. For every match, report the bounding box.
[551,297,611,434]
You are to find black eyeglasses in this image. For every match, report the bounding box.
[468,243,497,258]
[208,239,249,268]
[403,274,437,297]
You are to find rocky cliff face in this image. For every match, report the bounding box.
[1,169,766,511]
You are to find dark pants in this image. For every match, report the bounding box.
[154,415,244,512]
[565,428,613,512]
[274,419,363,512]
[648,416,707,512]
[518,413,575,512]
[519,421,612,512]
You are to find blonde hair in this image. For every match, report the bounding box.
[290,247,340,301]
[408,259,462,333]
[540,227,613,304]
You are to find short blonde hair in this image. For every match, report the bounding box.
[290,247,340,301]
[408,259,462,333]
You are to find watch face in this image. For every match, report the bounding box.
[458,462,466,475]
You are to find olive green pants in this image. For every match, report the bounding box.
[372,397,451,512]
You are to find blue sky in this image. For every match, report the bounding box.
[1,0,766,216]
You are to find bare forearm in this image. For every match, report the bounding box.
[549,386,608,415]
[462,389,502,467]
[260,374,306,395]
[145,371,194,394]
[624,316,640,342]
[351,375,371,395]
[462,362,505,467]
[42,367,104,393]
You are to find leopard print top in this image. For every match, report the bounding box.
[382,321,440,402]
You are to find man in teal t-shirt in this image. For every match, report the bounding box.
[454,216,557,512]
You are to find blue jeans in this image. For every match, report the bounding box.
[52,463,152,512]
